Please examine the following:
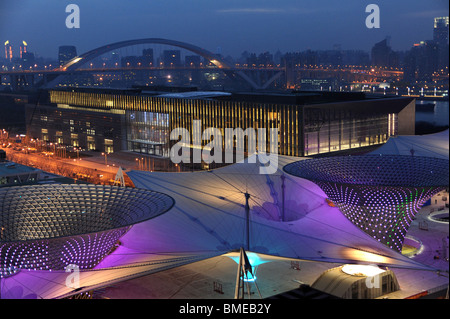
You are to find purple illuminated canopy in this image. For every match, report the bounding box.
[283,155,449,252]
[0,184,174,277]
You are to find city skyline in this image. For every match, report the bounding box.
[0,0,448,60]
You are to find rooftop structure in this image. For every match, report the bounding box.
[0,184,174,277]
[124,154,435,269]
[0,160,41,187]
[283,155,449,252]
[311,264,400,299]
[369,129,449,159]
[433,17,449,46]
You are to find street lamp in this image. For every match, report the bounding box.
[136,157,142,170]
[102,152,109,165]
[74,147,80,160]
[135,157,145,170]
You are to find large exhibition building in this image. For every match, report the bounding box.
[26,88,415,159]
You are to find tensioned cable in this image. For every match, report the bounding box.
[207,169,355,242]
[130,171,413,257]
[247,187,381,245]
[128,173,249,252]
[241,171,387,244]
[129,172,411,264]
[209,170,245,194]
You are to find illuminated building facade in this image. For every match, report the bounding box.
[25,88,415,158]
[19,41,27,59]
[284,155,449,252]
[433,16,449,46]
[0,161,41,187]
[4,40,13,62]
[26,101,125,153]
[433,16,449,71]
[0,184,174,277]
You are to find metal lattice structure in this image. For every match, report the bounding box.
[283,155,449,252]
[0,184,174,277]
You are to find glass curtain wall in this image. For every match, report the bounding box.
[126,111,170,156]
[304,108,397,156]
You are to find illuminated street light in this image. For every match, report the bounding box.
[102,152,109,165]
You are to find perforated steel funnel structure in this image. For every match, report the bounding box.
[0,184,174,277]
[284,155,449,252]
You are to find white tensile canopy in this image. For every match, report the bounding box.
[0,154,439,299]
[121,154,435,270]
[369,129,449,159]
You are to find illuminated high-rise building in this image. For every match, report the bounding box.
[4,40,13,62]
[20,41,28,59]
[433,16,449,46]
[433,17,449,70]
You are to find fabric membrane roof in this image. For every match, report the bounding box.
[369,129,449,159]
[1,154,440,299]
[123,154,436,271]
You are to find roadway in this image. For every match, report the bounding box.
[2,146,185,186]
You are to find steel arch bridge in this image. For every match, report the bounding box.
[62,38,230,70]
[46,38,283,90]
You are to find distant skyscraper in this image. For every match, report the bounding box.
[142,48,154,67]
[21,52,35,69]
[433,17,449,46]
[4,40,13,62]
[257,51,274,66]
[58,45,77,66]
[371,39,389,66]
[404,41,439,81]
[274,50,283,65]
[371,38,397,67]
[20,41,28,59]
[185,55,201,67]
[121,56,139,68]
[163,50,181,67]
[433,17,449,70]
[247,53,258,66]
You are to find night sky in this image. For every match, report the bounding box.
[0,0,448,60]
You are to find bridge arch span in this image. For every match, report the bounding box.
[46,38,276,89]
[62,38,232,71]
